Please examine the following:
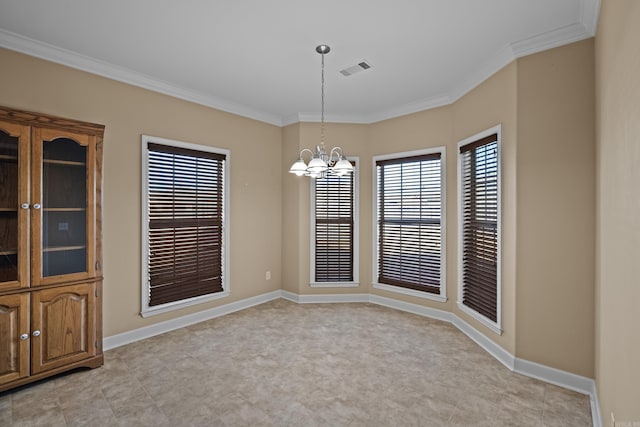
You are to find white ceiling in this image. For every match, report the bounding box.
[0,0,600,126]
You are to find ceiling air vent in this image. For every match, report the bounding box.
[340,60,373,77]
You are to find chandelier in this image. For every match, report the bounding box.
[288,45,354,179]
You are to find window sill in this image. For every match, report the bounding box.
[310,281,360,288]
[456,302,502,335]
[141,290,230,318]
[373,282,447,302]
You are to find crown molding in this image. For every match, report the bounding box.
[581,0,602,36]
[283,112,375,126]
[0,0,600,127]
[0,29,283,127]
[365,93,453,124]
[448,43,516,105]
[286,92,452,125]
[367,0,600,124]
[306,8,597,125]
[510,22,592,59]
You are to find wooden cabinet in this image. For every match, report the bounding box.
[0,293,29,385]
[0,106,103,392]
[31,283,97,374]
[0,121,29,292]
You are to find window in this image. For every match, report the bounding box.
[310,159,358,287]
[141,135,229,316]
[374,148,446,301]
[457,126,501,333]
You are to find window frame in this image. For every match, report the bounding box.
[456,125,502,334]
[140,135,230,317]
[309,157,359,288]
[372,147,447,302]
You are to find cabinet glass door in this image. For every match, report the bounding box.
[32,129,95,286]
[0,122,29,291]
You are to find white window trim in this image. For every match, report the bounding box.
[140,135,231,317]
[456,124,502,334]
[372,147,447,303]
[309,156,360,288]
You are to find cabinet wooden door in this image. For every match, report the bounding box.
[30,128,96,287]
[31,283,96,374]
[0,121,30,292]
[0,293,30,385]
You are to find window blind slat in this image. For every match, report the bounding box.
[377,153,443,294]
[460,136,498,322]
[147,143,225,307]
[314,164,355,282]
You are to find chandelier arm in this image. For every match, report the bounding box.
[328,146,344,165]
[299,148,315,161]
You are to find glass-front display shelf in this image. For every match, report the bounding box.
[0,130,18,282]
[41,138,87,277]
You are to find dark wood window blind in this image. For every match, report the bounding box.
[314,165,355,282]
[146,142,225,306]
[460,134,499,322]
[376,153,443,294]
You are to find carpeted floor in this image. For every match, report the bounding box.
[0,299,592,426]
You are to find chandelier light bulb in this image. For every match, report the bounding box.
[288,158,308,175]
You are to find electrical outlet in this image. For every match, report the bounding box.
[266,271,271,280]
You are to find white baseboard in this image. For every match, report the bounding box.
[514,358,601,427]
[367,294,513,370]
[281,291,601,426]
[281,290,369,304]
[103,290,281,350]
[281,290,299,303]
[369,294,453,323]
[452,315,515,370]
[590,382,602,427]
[296,293,370,304]
[103,288,601,426]
[514,358,595,396]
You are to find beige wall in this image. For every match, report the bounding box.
[286,42,595,375]
[367,106,456,311]
[281,123,301,294]
[1,35,599,384]
[516,39,596,377]
[452,62,518,355]
[0,47,283,337]
[282,122,369,295]
[595,0,640,422]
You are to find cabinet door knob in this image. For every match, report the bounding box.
[21,203,30,209]
[20,333,29,340]
[33,204,41,210]
[32,330,41,337]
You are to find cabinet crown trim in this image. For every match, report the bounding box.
[0,106,105,136]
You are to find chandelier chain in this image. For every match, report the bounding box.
[320,49,325,148]
[287,44,354,178]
